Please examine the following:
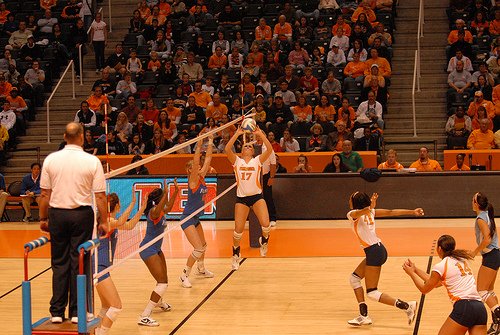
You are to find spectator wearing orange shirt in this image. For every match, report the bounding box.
[158,0,171,17]
[242,73,255,95]
[344,52,367,84]
[86,86,111,113]
[145,6,166,26]
[0,3,10,25]
[290,95,313,135]
[154,110,177,142]
[314,95,336,133]
[208,46,227,69]
[490,10,500,36]
[378,149,404,170]
[40,0,57,10]
[332,16,351,37]
[0,74,12,99]
[255,18,272,46]
[449,153,470,171]
[142,98,160,125]
[351,2,377,23]
[189,80,212,109]
[138,0,151,19]
[147,51,162,72]
[364,48,391,78]
[409,147,442,172]
[273,15,293,44]
[248,43,264,68]
[205,93,228,122]
[467,91,496,120]
[162,98,181,125]
[467,118,495,149]
[447,20,473,45]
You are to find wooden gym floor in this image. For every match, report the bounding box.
[0,218,496,334]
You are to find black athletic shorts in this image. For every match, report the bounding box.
[482,248,500,271]
[364,242,388,266]
[236,194,264,207]
[449,299,487,328]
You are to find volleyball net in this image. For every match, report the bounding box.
[91,110,255,282]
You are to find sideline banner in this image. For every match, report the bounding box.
[107,177,218,220]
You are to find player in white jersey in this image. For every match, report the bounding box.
[471,192,500,335]
[346,192,424,326]
[404,234,487,335]
[225,126,274,270]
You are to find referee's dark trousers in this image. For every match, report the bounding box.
[262,173,276,222]
[48,206,94,318]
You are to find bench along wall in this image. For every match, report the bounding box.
[216,172,500,220]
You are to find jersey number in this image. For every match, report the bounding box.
[240,172,252,180]
[455,262,473,277]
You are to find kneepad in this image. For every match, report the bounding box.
[479,290,495,302]
[366,288,382,302]
[191,248,204,260]
[349,273,362,290]
[233,231,243,241]
[154,283,168,297]
[105,306,122,323]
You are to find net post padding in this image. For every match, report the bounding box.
[93,181,237,280]
[104,112,256,179]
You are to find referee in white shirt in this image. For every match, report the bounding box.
[261,141,277,226]
[39,122,108,323]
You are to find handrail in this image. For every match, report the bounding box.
[412,0,425,137]
[382,139,438,160]
[412,49,418,137]
[46,61,75,143]
[80,7,103,85]
[108,0,112,32]
[13,147,41,164]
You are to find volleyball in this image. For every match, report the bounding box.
[241,118,257,133]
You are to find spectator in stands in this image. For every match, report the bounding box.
[7,21,29,50]
[447,20,473,45]
[115,72,137,99]
[255,18,273,47]
[274,81,296,106]
[326,120,354,151]
[293,154,313,173]
[118,96,139,124]
[273,15,293,45]
[446,105,471,149]
[355,90,384,129]
[93,69,116,97]
[20,162,41,222]
[212,31,230,55]
[7,87,27,130]
[146,5,166,26]
[228,47,243,69]
[472,62,495,86]
[83,130,98,155]
[368,23,392,48]
[327,43,347,67]
[330,27,350,53]
[24,61,45,107]
[102,131,125,155]
[5,65,19,86]
[86,86,111,115]
[447,49,473,73]
[319,0,340,14]
[74,100,96,129]
[3,14,18,38]
[314,95,336,133]
[0,73,12,99]
[20,35,42,62]
[490,9,500,36]
[150,31,172,60]
[350,24,369,49]
[363,63,385,88]
[138,18,159,46]
[38,10,58,35]
[0,50,16,72]
[130,9,145,36]
[161,98,181,125]
[323,152,349,172]
[448,30,473,60]
[314,17,332,42]
[40,0,57,10]
[148,51,162,73]
[471,106,492,131]
[61,0,82,24]
[306,123,327,152]
[354,13,374,36]
[470,0,489,24]
[347,39,368,62]
[344,52,366,86]
[363,75,387,108]
[267,131,282,153]
[268,96,294,139]
[470,11,489,38]
[319,71,341,103]
[144,128,169,154]
[354,127,380,153]
[127,154,149,174]
[447,60,472,108]
[365,49,391,78]
[295,17,313,42]
[159,59,178,84]
[449,153,470,171]
[486,55,500,77]
[300,67,320,98]
[0,123,8,163]
[409,147,442,171]
[186,5,207,35]
[339,140,363,172]
[217,4,242,32]
[310,47,325,68]
[208,46,227,69]
[69,19,88,79]
[180,96,205,136]
[170,0,187,18]
[132,113,153,143]
[105,44,128,76]
[378,149,404,170]
[288,41,310,70]
[189,80,212,110]
[279,128,300,152]
[205,93,227,123]
[467,118,495,149]
[231,31,249,56]
[278,65,301,93]
[154,110,177,143]
[468,90,495,120]
[290,95,313,135]
[472,74,493,102]
[178,52,203,81]
[142,98,159,125]
[0,101,16,144]
[352,1,376,23]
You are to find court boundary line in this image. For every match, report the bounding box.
[412,240,436,335]
[0,266,51,300]
[169,258,247,335]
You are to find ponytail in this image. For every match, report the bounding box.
[488,203,496,239]
[476,192,496,238]
[438,234,473,261]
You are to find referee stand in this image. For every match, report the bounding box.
[22,237,101,335]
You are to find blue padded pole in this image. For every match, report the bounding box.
[77,274,87,334]
[22,281,32,335]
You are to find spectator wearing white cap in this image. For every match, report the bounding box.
[20,35,42,61]
[327,43,346,67]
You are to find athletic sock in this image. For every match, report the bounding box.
[197,260,205,272]
[141,300,157,317]
[99,326,110,334]
[183,266,192,276]
[359,302,368,317]
[395,299,409,310]
[232,246,240,256]
[261,235,269,244]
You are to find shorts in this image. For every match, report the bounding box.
[139,238,163,261]
[236,194,264,207]
[482,248,500,270]
[95,234,117,283]
[449,299,487,328]
[364,242,388,267]
[180,215,201,230]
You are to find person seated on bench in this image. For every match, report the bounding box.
[20,162,41,222]
[0,173,7,220]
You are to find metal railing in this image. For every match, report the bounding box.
[79,7,103,85]
[411,0,425,137]
[46,61,75,143]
